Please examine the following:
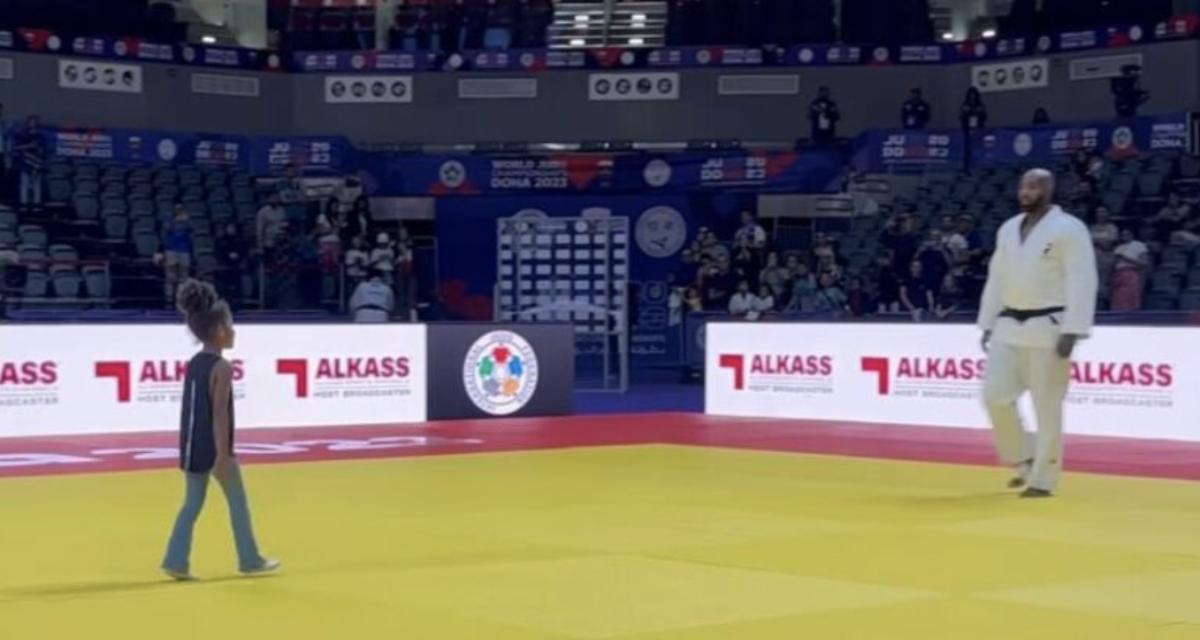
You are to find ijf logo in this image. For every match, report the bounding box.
[439,160,467,189]
[463,331,539,416]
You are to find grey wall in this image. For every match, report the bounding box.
[0,52,293,135]
[1,40,1197,145]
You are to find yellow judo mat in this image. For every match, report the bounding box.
[2,445,1200,639]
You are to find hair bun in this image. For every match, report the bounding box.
[176,279,218,317]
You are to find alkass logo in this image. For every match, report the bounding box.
[861,356,1175,405]
[859,356,985,400]
[0,361,60,407]
[95,359,245,404]
[276,356,411,399]
[718,353,834,395]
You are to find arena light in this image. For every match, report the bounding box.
[575,14,589,22]
[981,28,997,39]
[941,32,955,41]
[629,37,645,45]
[570,38,586,47]
[201,35,217,44]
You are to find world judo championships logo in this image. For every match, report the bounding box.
[463,331,539,416]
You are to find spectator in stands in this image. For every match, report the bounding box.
[276,163,304,207]
[901,87,931,130]
[750,284,776,317]
[349,268,395,323]
[917,229,951,293]
[344,234,370,292]
[700,253,736,310]
[161,205,194,305]
[1170,208,1200,248]
[899,260,933,321]
[732,246,757,287]
[808,86,840,147]
[12,115,45,213]
[880,213,920,271]
[370,231,396,280]
[256,192,287,253]
[959,88,988,131]
[759,250,789,300]
[1032,107,1051,125]
[393,228,416,320]
[684,287,703,313]
[676,248,701,288]
[784,261,817,312]
[845,276,869,317]
[812,272,848,314]
[733,211,767,252]
[933,273,964,320]
[728,280,755,316]
[344,195,372,244]
[699,228,730,263]
[1111,228,1149,311]
[874,251,901,313]
[1090,205,1120,249]
[214,222,246,307]
[1151,192,1191,243]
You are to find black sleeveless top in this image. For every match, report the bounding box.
[179,352,235,473]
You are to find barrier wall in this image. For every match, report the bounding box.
[705,322,1200,442]
[0,324,428,437]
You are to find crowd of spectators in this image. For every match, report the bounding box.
[284,0,552,53]
[673,210,989,322]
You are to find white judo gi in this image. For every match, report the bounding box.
[977,205,1098,492]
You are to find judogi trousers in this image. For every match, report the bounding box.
[983,341,1071,492]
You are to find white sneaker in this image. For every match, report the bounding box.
[240,557,281,576]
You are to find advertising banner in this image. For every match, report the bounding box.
[366,151,842,197]
[705,322,1200,442]
[324,75,413,103]
[426,324,574,420]
[971,58,1049,93]
[0,324,428,437]
[589,72,679,101]
[58,58,142,93]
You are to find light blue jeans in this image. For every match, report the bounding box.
[162,460,265,573]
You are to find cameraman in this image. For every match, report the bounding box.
[1112,65,1148,118]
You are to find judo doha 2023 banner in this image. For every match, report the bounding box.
[705,322,1200,442]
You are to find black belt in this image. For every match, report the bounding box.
[1000,306,1064,323]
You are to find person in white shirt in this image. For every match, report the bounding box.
[728,280,755,316]
[733,212,767,251]
[978,169,1098,498]
[349,269,395,323]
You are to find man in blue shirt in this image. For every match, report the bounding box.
[12,115,45,212]
[162,204,194,305]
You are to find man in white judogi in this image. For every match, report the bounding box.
[978,169,1098,498]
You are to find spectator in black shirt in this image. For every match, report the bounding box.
[959,87,987,131]
[901,88,931,130]
[880,213,919,271]
[916,229,951,292]
[214,222,246,307]
[874,252,901,313]
[933,273,964,320]
[1032,107,1051,125]
[900,260,934,320]
[809,86,840,147]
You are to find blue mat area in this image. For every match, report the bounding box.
[572,367,702,415]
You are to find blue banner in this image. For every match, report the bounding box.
[0,28,284,71]
[852,114,1191,172]
[364,151,842,197]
